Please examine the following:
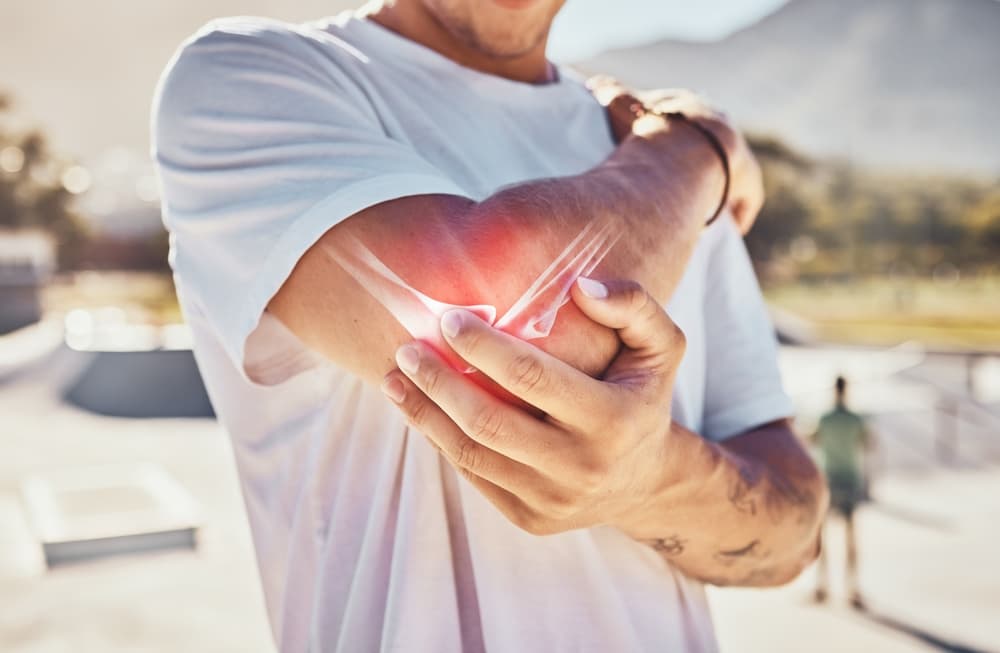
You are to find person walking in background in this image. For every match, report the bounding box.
[812,375,873,610]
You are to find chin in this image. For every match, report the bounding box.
[491,0,545,9]
[427,0,560,58]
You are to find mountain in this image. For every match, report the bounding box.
[3,0,997,176]
[578,0,1000,176]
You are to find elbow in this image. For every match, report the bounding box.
[802,459,831,544]
[758,533,823,588]
[727,469,830,589]
[762,473,829,588]
[712,532,823,589]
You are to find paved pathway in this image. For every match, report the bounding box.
[712,347,1000,653]
[1,343,998,651]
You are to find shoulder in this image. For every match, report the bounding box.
[172,15,339,60]
[156,16,327,91]
[153,15,369,104]
[151,16,369,153]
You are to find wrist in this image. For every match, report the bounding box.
[612,422,720,539]
[614,121,727,227]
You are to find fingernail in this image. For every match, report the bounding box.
[381,376,405,403]
[577,276,608,299]
[441,309,464,339]
[396,344,420,375]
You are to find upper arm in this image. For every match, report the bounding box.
[154,20,627,389]
[267,193,486,385]
[153,21,475,385]
[268,192,623,387]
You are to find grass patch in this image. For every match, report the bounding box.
[765,276,1000,349]
[43,272,182,325]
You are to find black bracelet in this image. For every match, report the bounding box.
[659,111,731,227]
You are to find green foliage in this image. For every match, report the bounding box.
[0,93,89,268]
[746,134,1000,285]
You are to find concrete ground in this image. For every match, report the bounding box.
[1,342,998,652]
[0,348,273,653]
[711,468,1000,653]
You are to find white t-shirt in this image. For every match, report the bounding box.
[153,12,793,653]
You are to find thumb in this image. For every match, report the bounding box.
[570,277,686,386]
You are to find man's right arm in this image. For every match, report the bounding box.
[269,110,732,386]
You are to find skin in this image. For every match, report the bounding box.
[363,0,564,82]
[269,0,823,585]
[383,279,827,586]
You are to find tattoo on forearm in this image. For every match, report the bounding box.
[643,535,686,557]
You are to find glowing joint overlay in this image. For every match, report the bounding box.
[322,219,619,372]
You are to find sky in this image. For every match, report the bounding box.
[549,0,790,61]
[0,0,792,165]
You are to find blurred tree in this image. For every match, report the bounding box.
[0,93,89,268]
[967,190,1000,252]
[745,132,999,285]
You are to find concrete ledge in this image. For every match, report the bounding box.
[63,348,214,418]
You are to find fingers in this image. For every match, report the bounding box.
[570,277,686,387]
[641,88,711,118]
[439,308,613,427]
[730,152,764,234]
[587,76,645,143]
[388,341,564,469]
[382,367,546,495]
[586,75,632,107]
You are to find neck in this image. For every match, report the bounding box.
[361,1,554,84]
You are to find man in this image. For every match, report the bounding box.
[152,1,828,650]
[812,376,872,609]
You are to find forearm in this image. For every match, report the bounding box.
[619,420,828,587]
[270,120,722,384]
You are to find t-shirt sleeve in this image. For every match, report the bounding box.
[151,19,470,384]
[700,218,794,440]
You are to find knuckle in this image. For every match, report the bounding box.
[457,323,485,358]
[639,295,663,329]
[455,437,483,471]
[470,405,506,444]
[576,462,606,497]
[509,508,536,533]
[421,365,444,397]
[622,281,650,314]
[542,491,579,521]
[507,353,548,395]
[406,397,430,428]
[515,511,555,537]
[595,401,628,438]
[456,464,479,485]
[668,322,687,354]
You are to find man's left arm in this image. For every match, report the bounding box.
[381,278,828,588]
[632,418,827,586]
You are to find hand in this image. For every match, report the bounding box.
[381,277,685,536]
[588,77,764,234]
